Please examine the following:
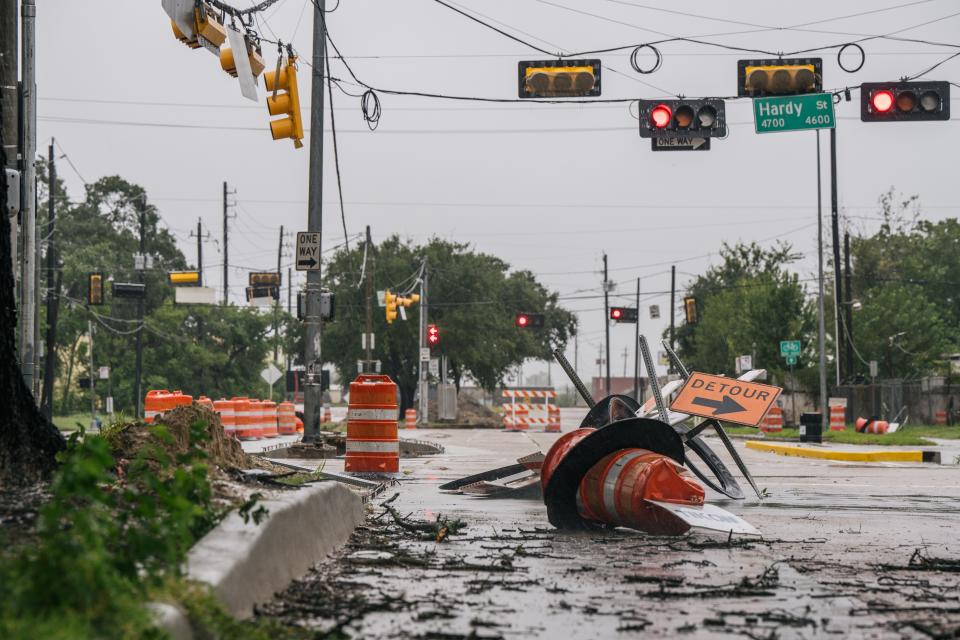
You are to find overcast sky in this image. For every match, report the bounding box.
[35,0,960,385]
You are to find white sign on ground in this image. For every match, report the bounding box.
[649,501,760,535]
[261,363,282,386]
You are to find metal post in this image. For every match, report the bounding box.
[364,225,372,364]
[830,128,842,385]
[603,253,610,395]
[222,181,228,305]
[669,265,676,374]
[302,0,326,442]
[88,320,95,430]
[134,197,146,419]
[843,231,854,380]
[32,173,40,397]
[633,277,640,401]
[418,260,429,423]
[1,0,17,279]
[273,224,283,363]
[41,139,57,418]
[18,0,36,390]
[816,131,828,433]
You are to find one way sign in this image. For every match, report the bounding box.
[296,232,321,271]
[651,137,710,152]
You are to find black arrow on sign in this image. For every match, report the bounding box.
[691,395,746,416]
[297,257,317,268]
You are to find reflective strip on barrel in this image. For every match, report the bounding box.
[261,400,279,438]
[345,374,399,473]
[277,402,297,435]
[214,399,236,437]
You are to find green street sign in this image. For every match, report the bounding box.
[780,340,801,357]
[786,355,798,366]
[753,93,835,134]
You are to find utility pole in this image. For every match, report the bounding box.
[364,225,373,364]
[222,181,229,305]
[18,0,36,390]
[574,332,579,406]
[602,253,610,395]
[195,218,204,282]
[1,0,17,278]
[41,139,59,418]
[621,346,628,377]
[830,128,842,385]
[633,277,640,401]
[88,320,95,430]
[134,197,146,419]
[844,231,854,380]
[286,266,292,374]
[816,131,828,433]
[273,224,283,363]
[669,265,676,374]
[302,0,326,442]
[418,259,429,424]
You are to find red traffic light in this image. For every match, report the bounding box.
[611,308,622,320]
[516,314,529,327]
[427,324,439,345]
[650,104,672,128]
[515,312,545,328]
[871,90,894,113]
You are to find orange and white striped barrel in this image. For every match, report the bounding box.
[935,410,947,426]
[345,374,399,473]
[261,400,279,438]
[231,397,255,440]
[144,390,170,424]
[213,399,236,438]
[197,395,215,411]
[295,415,304,433]
[172,390,193,409]
[577,448,705,535]
[405,408,417,429]
[760,406,783,433]
[829,404,846,431]
[855,417,889,434]
[546,405,561,433]
[277,402,297,435]
[322,403,332,424]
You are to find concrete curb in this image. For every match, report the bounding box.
[186,482,365,618]
[745,440,941,463]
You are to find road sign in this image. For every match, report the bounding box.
[735,355,752,374]
[295,232,321,271]
[785,355,798,366]
[753,93,835,134]
[260,363,282,386]
[869,360,878,378]
[98,366,110,379]
[780,340,801,357]
[670,372,782,426]
[420,348,431,362]
[429,358,440,376]
[649,305,660,319]
[651,136,710,151]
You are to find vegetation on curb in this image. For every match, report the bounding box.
[722,424,960,446]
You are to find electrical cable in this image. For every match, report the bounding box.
[905,50,960,79]
[323,36,351,251]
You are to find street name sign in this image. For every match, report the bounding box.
[780,340,801,357]
[651,136,710,151]
[753,93,835,134]
[670,372,782,426]
[296,232,321,271]
[786,355,798,366]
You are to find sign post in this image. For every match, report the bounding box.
[753,93,835,134]
[261,363,283,400]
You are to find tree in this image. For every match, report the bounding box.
[0,100,65,485]
[318,236,577,409]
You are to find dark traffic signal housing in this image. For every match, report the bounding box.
[519,59,601,99]
[683,296,698,325]
[609,306,638,323]
[860,81,950,122]
[637,99,727,138]
[515,313,545,328]
[88,272,105,305]
[737,58,822,97]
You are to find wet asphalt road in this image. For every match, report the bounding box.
[251,409,960,639]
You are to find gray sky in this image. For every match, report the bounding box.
[36,0,960,384]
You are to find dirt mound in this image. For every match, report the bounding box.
[453,394,500,427]
[109,405,255,472]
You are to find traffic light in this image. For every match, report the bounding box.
[171,2,226,53]
[609,307,638,323]
[515,313,545,328]
[637,99,727,138]
[249,271,281,287]
[384,291,398,324]
[264,54,304,149]
[220,34,265,78]
[169,271,201,286]
[737,58,822,97]
[113,282,146,299]
[519,60,601,98]
[427,324,440,347]
[860,81,950,122]
[88,272,104,305]
[246,285,278,302]
[683,296,698,324]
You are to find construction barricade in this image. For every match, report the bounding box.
[502,388,557,432]
[213,399,237,439]
[829,399,846,432]
[345,374,400,473]
[261,400,279,438]
[277,402,297,435]
[405,408,417,429]
[546,405,561,433]
[760,406,783,434]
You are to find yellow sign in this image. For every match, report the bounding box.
[670,372,782,427]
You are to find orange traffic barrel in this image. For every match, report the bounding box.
[144,390,170,424]
[248,400,265,439]
[935,410,947,426]
[231,397,256,440]
[405,408,417,429]
[295,415,304,433]
[172,390,193,409]
[829,405,846,431]
[261,400,279,438]
[345,374,399,473]
[546,404,561,433]
[855,416,889,434]
[213,399,236,438]
[577,448,705,535]
[322,403,332,424]
[760,406,783,433]
[197,395,215,410]
[277,402,297,435]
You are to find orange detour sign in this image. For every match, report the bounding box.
[670,372,782,426]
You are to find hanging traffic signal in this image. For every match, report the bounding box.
[737,58,822,97]
[427,324,440,346]
[515,313,545,328]
[860,81,950,122]
[170,2,226,54]
[220,34,265,78]
[113,282,147,299]
[637,99,727,138]
[609,306,638,323]
[264,54,304,148]
[384,291,398,324]
[88,272,104,305]
[169,271,201,286]
[519,60,601,98]
[683,297,698,324]
[249,271,281,287]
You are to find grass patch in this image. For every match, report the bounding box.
[51,412,92,432]
[721,425,946,446]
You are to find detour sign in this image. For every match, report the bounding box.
[670,372,782,427]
